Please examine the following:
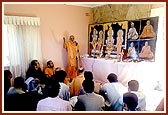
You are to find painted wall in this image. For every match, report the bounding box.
[4,4,93,69]
[4,3,164,70]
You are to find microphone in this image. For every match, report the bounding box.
[74,41,78,46]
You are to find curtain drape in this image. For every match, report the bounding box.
[4,16,42,78]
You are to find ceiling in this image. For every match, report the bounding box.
[65,3,107,8]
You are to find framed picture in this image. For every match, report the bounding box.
[111,21,128,52]
[88,24,104,57]
[126,16,159,61]
[88,16,158,61]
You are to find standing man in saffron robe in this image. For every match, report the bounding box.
[63,35,80,83]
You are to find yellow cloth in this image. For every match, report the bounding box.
[70,74,85,97]
[64,41,79,79]
[44,67,55,77]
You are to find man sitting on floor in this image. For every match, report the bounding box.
[75,80,105,111]
[100,73,127,111]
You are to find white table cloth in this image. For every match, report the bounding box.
[80,57,164,111]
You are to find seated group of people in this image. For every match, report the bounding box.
[4,60,163,111]
[4,59,62,110]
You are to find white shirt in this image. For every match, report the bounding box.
[36,96,72,111]
[59,82,70,101]
[76,92,105,111]
[131,91,146,110]
[101,82,127,108]
[7,87,25,96]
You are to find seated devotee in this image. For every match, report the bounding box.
[54,70,70,101]
[128,22,139,40]
[128,80,146,110]
[4,70,13,97]
[122,92,138,111]
[7,77,25,96]
[139,41,154,59]
[25,77,41,93]
[44,60,56,86]
[100,73,127,111]
[140,20,156,39]
[119,80,146,111]
[26,60,45,84]
[5,76,43,111]
[44,60,56,78]
[36,80,72,111]
[6,76,44,110]
[127,42,138,60]
[69,68,90,108]
[78,71,93,95]
[69,71,94,108]
[70,67,85,97]
[75,80,105,111]
[5,89,44,111]
[78,71,101,95]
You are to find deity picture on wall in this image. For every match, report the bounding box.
[126,16,158,61]
[88,16,158,61]
[138,17,158,61]
[88,24,104,57]
[111,21,128,55]
[104,23,113,45]
[126,20,140,60]
[103,23,114,58]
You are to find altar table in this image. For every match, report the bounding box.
[80,57,164,111]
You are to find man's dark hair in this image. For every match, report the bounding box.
[123,92,138,111]
[4,70,12,79]
[30,60,38,68]
[47,60,52,66]
[107,73,118,83]
[54,70,67,82]
[82,80,94,93]
[84,71,93,81]
[14,77,25,89]
[44,81,60,98]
